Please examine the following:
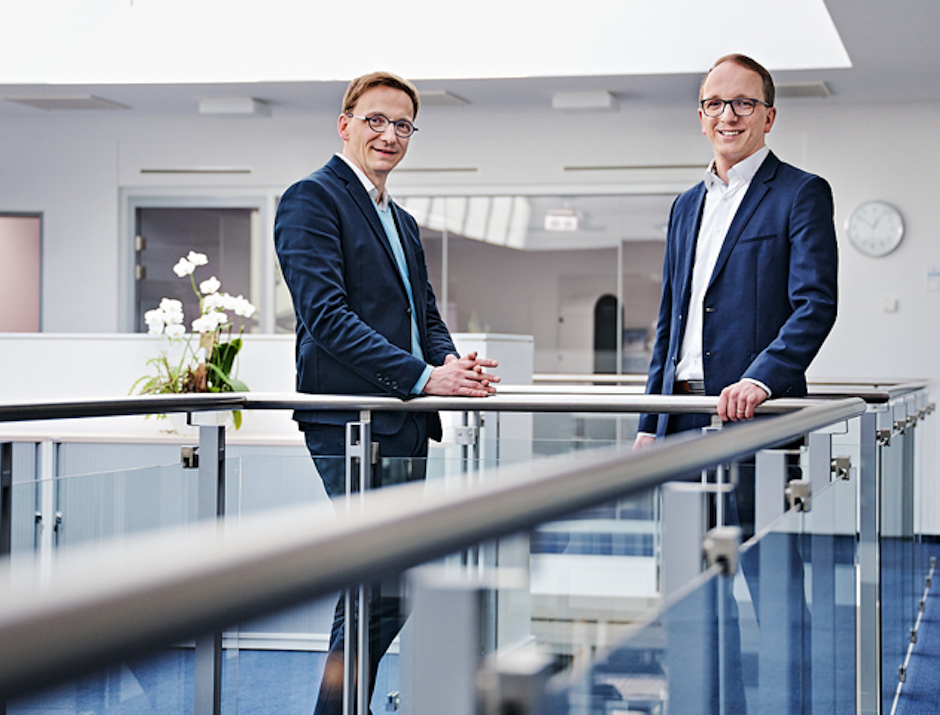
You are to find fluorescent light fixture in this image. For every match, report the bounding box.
[3,95,130,111]
[552,91,617,111]
[776,81,832,98]
[544,209,579,232]
[198,97,270,116]
[420,90,471,107]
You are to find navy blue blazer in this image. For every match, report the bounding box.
[638,152,838,437]
[274,155,456,437]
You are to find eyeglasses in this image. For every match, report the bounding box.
[699,97,771,117]
[347,113,418,138]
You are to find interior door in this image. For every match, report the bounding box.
[134,207,255,333]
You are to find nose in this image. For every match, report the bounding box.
[720,102,738,119]
[380,123,399,139]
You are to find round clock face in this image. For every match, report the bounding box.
[846,200,904,257]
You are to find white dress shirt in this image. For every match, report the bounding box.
[675,146,771,395]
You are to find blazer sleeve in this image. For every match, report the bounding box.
[274,178,431,398]
[742,175,838,395]
[637,199,680,435]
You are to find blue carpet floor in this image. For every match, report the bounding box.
[8,650,399,715]
[895,577,940,715]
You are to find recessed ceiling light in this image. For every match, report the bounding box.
[551,91,618,111]
[777,81,831,99]
[198,97,271,116]
[3,95,131,111]
[419,90,471,107]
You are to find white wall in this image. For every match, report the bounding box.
[1,100,936,375]
[0,97,937,525]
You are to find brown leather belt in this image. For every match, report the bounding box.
[673,379,706,395]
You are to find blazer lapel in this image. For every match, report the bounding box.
[678,184,707,313]
[708,152,779,287]
[328,156,403,279]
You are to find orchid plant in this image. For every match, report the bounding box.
[132,251,256,428]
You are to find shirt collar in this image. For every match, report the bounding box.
[703,145,770,192]
[336,153,391,210]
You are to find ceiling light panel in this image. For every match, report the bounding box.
[3,95,130,111]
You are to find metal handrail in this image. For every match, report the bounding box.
[0,389,867,425]
[0,396,868,697]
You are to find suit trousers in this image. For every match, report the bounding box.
[303,414,429,715]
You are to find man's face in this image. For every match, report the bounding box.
[698,61,776,170]
[338,85,414,186]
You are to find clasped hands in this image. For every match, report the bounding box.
[424,351,499,397]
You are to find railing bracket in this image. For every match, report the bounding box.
[703,526,741,576]
[830,455,851,480]
[786,479,812,512]
[455,426,478,447]
[181,446,199,469]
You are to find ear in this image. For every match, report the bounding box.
[337,113,350,142]
[698,107,708,136]
[764,106,777,134]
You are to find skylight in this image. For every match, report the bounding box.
[0,0,850,85]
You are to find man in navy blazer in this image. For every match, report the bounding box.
[275,71,498,715]
[636,54,838,444]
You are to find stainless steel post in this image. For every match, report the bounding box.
[194,423,225,715]
[858,410,881,715]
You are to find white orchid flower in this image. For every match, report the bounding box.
[192,313,222,333]
[199,276,221,295]
[203,292,227,312]
[144,309,166,335]
[233,295,257,318]
[173,258,195,277]
[187,251,209,266]
[164,323,186,339]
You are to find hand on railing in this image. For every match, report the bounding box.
[424,351,500,398]
[717,380,769,422]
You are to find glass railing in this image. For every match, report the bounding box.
[0,385,933,715]
[556,463,858,715]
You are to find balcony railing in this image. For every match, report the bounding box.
[0,380,933,715]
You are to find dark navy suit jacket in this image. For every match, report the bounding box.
[274,155,456,438]
[638,152,838,438]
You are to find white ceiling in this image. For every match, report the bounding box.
[0,0,937,117]
[2,0,848,85]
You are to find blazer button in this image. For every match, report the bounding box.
[705,307,715,313]
[392,381,399,390]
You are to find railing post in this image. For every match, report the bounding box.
[0,442,11,558]
[858,409,881,715]
[407,567,484,715]
[0,442,9,715]
[344,411,372,715]
[660,483,705,599]
[194,422,225,715]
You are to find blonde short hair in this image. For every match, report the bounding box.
[341,71,420,119]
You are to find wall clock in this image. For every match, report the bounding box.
[846,200,904,257]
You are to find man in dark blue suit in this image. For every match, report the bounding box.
[636,54,838,444]
[275,71,499,714]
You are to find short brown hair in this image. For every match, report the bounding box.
[341,71,420,119]
[699,54,775,107]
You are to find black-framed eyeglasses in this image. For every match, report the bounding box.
[699,97,771,117]
[347,113,418,138]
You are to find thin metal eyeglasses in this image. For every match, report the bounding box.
[699,97,771,117]
[346,113,418,138]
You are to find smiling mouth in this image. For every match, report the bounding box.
[718,130,744,137]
